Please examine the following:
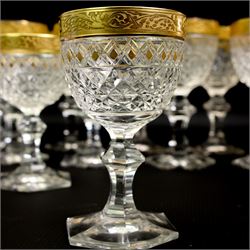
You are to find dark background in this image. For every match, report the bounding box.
[1,1,250,29]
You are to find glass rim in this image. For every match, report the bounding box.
[0,33,60,54]
[60,6,186,40]
[231,17,250,36]
[0,20,49,34]
[185,17,220,36]
[219,26,230,40]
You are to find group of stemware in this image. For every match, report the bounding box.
[147,18,249,170]
[0,6,249,250]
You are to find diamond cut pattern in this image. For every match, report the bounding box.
[62,36,184,116]
[206,40,238,96]
[0,54,65,115]
[176,35,218,96]
[231,36,250,86]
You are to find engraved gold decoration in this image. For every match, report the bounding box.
[0,33,60,54]
[219,26,230,40]
[0,20,49,34]
[60,6,186,40]
[185,17,219,35]
[231,18,250,36]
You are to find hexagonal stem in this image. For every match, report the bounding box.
[19,115,46,171]
[102,139,145,218]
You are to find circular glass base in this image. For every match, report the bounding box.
[1,141,24,165]
[232,155,250,170]
[0,141,5,150]
[147,153,215,171]
[67,210,178,249]
[135,143,168,155]
[1,167,71,192]
[1,152,49,167]
[61,147,103,169]
[45,141,84,152]
[205,144,244,156]
[1,152,22,166]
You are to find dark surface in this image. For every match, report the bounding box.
[1,162,249,249]
[1,1,249,27]
[1,84,249,249]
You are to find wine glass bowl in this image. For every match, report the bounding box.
[1,51,64,116]
[61,6,185,249]
[62,35,184,138]
[230,18,250,86]
[177,18,219,96]
[205,26,238,97]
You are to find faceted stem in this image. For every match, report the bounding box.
[101,139,145,218]
[18,115,46,171]
[206,96,229,144]
[208,111,226,144]
[3,112,22,145]
[84,117,102,148]
[167,96,194,152]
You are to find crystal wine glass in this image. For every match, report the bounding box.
[0,19,50,33]
[230,18,250,169]
[60,6,185,249]
[148,18,219,170]
[0,25,71,192]
[203,25,243,155]
[0,20,50,167]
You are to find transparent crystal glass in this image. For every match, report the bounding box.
[0,99,23,166]
[46,90,104,169]
[231,34,250,169]
[206,40,239,97]
[231,36,250,87]
[52,93,84,152]
[62,35,184,249]
[148,34,217,170]
[203,38,243,155]
[0,53,71,192]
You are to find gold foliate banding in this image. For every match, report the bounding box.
[0,20,49,34]
[60,6,186,40]
[185,17,219,35]
[231,18,250,36]
[219,26,230,40]
[0,33,60,54]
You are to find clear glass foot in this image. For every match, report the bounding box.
[1,151,22,166]
[232,155,250,170]
[45,140,83,152]
[67,210,178,249]
[147,152,215,171]
[135,143,168,155]
[1,140,23,165]
[61,147,103,169]
[0,166,71,192]
[205,144,244,156]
